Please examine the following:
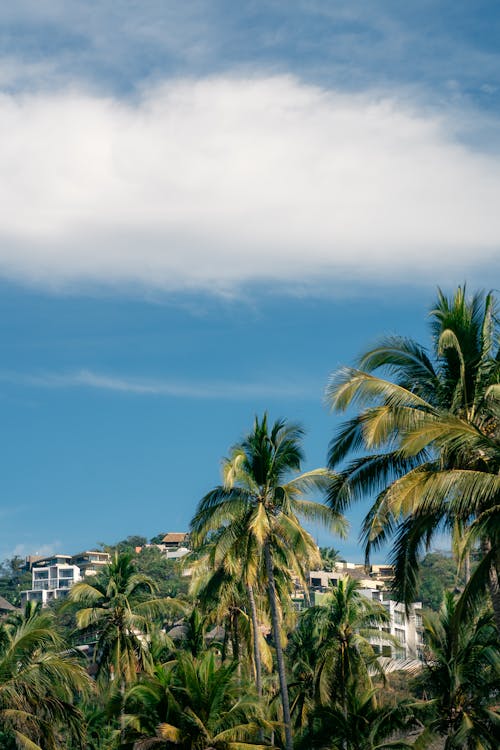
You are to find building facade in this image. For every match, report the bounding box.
[305,566,424,663]
[21,550,110,607]
[21,554,81,606]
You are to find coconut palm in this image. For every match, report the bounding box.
[69,552,177,687]
[191,414,346,750]
[414,592,500,749]
[380,404,500,628]
[326,287,500,616]
[123,650,270,749]
[190,547,270,681]
[295,686,417,750]
[319,546,341,572]
[294,578,393,714]
[0,608,91,750]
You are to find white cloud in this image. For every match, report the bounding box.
[0,369,316,400]
[0,540,61,561]
[0,75,499,293]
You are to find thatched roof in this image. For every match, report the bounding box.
[0,595,18,612]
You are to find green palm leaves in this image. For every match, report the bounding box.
[0,608,91,750]
[124,651,269,749]
[191,414,345,750]
[415,592,500,748]
[69,552,174,685]
[326,286,500,621]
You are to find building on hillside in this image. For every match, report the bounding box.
[24,554,46,571]
[301,566,424,664]
[21,550,110,607]
[161,532,190,549]
[21,555,81,606]
[71,550,110,576]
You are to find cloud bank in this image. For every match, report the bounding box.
[1,75,499,293]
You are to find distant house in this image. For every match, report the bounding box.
[21,550,110,607]
[161,532,190,549]
[299,565,424,666]
[0,595,18,615]
[21,555,81,607]
[71,550,110,577]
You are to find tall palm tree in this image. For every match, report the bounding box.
[294,578,393,714]
[123,650,270,749]
[190,545,272,681]
[326,287,500,616]
[0,608,91,750]
[378,404,500,628]
[414,592,500,749]
[69,552,175,688]
[191,414,346,750]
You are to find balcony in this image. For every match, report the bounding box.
[33,581,49,590]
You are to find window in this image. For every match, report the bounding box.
[395,627,406,643]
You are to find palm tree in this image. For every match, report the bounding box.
[326,286,500,617]
[0,608,91,750]
[294,578,393,714]
[191,414,346,750]
[295,686,417,750]
[378,403,500,628]
[123,650,270,749]
[69,552,166,688]
[414,592,500,749]
[319,546,341,572]
[190,546,271,681]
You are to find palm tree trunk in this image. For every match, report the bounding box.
[264,541,293,750]
[221,617,229,663]
[246,582,263,697]
[490,564,500,633]
[464,550,471,584]
[120,677,126,742]
[482,538,500,632]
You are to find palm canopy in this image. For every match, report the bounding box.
[326,287,500,610]
[295,686,417,750]
[414,591,500,749]
[190,414,346,750]
[191,414,346,567]
[293,578,392,709]
[122,651,270,749]
[69,552,176,685]
[0,608,91,750]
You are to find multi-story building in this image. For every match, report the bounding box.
[71,550,110,576]
[21,550,111,607]
[305,565,424,664]
[21,554,81,606]
[361,588,424,661]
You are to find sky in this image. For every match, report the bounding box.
[0,1,499,563]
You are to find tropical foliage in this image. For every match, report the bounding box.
[326,287,500,625]
[0,607,91,750]
[2,285,498,750]
[190,414,345,750]
[414,592,500,749]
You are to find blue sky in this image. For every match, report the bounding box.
[0,2,498,562]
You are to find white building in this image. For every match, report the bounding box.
[22,550,111,607]
[306,567,424,663]
[360,587,424,661]
[21,554,81,606]
[71,550,110,576]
